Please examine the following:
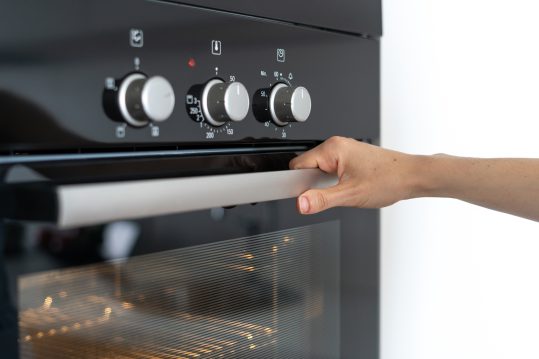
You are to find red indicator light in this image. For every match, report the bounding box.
[188,58,196,68]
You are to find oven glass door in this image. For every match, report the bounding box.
[17,221,340,358]
[1,156,379,358]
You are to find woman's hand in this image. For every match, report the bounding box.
[289,136,420,214]
[291,136,539,221]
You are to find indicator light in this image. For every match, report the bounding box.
[188,57,196,68]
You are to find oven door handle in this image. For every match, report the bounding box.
[1,169,337,228]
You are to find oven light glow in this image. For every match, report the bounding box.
[103,307,112,320]
[228,265,255,272]
[189,346,212,354]
[122,301,134,310]
[166,348,201,357]
[42,296,53,310]
[193,341,222,350]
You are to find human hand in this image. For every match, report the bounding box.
[290,136,419,214]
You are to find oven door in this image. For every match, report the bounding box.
[0,152,379,359]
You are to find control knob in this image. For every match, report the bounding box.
[253,83,312,126]
[117,73,175,127]
[201,79,250,126]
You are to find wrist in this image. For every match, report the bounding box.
[404,154,449,199]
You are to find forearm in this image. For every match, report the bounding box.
[410,155,539,221]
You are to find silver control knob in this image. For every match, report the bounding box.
[118,73,175,127]
[202,79,250,127]
[269,83,312,126]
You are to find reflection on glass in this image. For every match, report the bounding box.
[19,221,340,358]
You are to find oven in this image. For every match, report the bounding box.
[0,0,381,358]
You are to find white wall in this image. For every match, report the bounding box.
[381,1,539,359]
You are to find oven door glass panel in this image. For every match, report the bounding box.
[18,221,340,358]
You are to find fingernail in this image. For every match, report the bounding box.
[299,196,310,214]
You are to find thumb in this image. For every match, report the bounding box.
[297,184,351,215]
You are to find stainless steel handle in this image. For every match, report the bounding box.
[58,169,337,228]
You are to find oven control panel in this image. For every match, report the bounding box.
[0,0,379,152]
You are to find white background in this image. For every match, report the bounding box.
[381,1,539,358]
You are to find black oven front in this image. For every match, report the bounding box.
[0,1,381,358]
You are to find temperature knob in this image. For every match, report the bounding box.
[269,83,312,126]
[117,73,175,127]
[201,79,250,127]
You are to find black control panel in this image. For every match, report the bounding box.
[0,0,380,152]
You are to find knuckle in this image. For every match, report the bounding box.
[327,136,345,145]
[326,136,351,149]
[313,191,329,211]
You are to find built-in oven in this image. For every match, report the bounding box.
[0,1,381,358]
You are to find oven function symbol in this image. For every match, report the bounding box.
[134,56,141,70]
[105,77,116,90]
[211,40,222,55]
[253,83,311,126]
[150,125,160,137]
[277,48,286,62]
[115,125,126,138]
[130,29,144,48]
[105,73,175,127]
[185,87,204,123]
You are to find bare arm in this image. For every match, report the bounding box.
[290,136,539,221]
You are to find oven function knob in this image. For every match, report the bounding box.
[118,73,175,127]
[269,83,312,126]
[202,79,250,127]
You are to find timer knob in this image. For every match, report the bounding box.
[202,79,250,127]
[269,83,312,126]
[118,73,175,127]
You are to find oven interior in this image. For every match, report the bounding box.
[16,221,340,358]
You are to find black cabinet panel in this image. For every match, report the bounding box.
[175,0,383,36]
